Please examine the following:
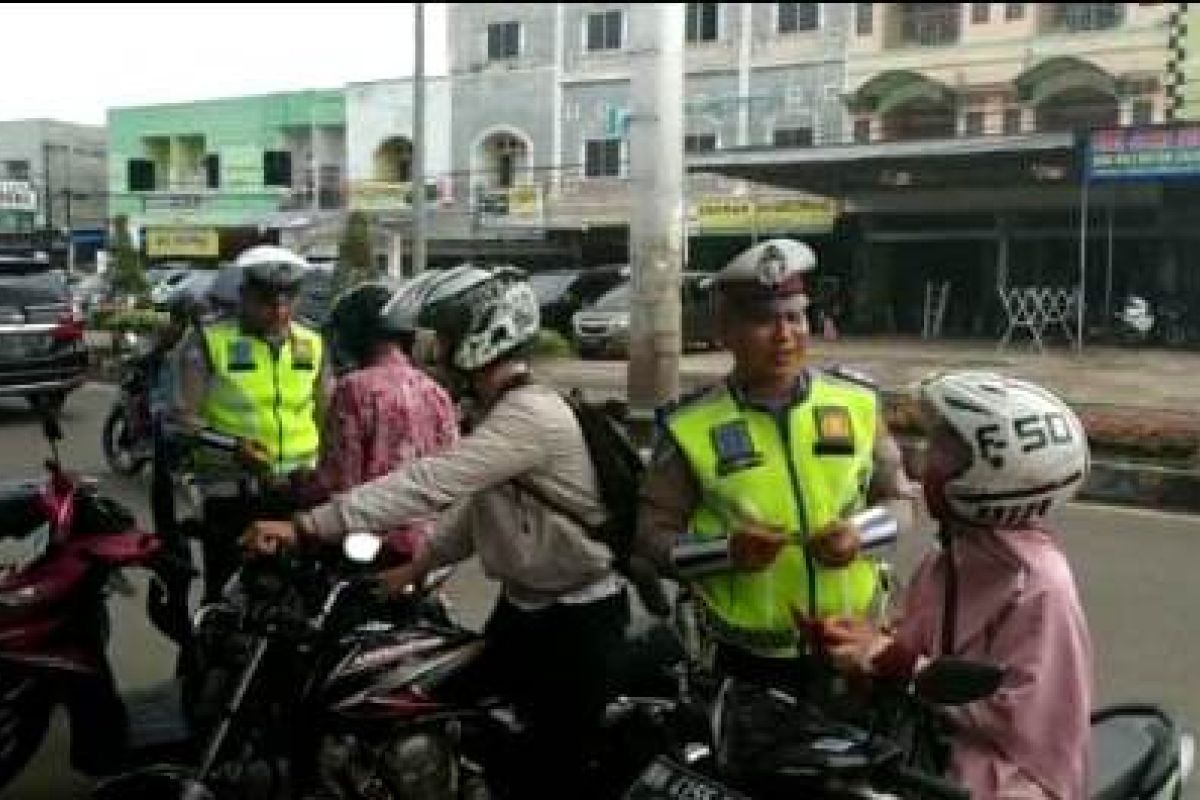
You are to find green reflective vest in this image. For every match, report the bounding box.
[667,373,883,657]
[199,321,323,476]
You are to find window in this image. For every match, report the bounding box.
[204,154,220,189]
[127,159,155,191]
[853,119,872,143]
[263,150,293,188]
[2,160,29,181]
[1003,108,1022,134]
[684,133,718,153]
[686,3,719,43]
[1132,99,1154,125]
[971,3,990,23]
[773,127,814,147]
[488,21,521,59]
[1050,3,1122,32]
[1005,3,1025,20]
[585,138,622,177]
[778,3,819,33]
[900,4,962,46]
[856,3,874,35]
[587,10,623,51]
[964,111,985,136]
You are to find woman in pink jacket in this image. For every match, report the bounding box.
[821,371,1093,800]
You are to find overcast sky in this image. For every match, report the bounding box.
[0,3,449,125]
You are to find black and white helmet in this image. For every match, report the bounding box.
[918,371,1090,529]
[412,265,540,371]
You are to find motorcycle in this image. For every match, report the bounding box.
[0,402,195,792]
[626,587,1195,800]
[94,532,684,800]
[102,350,156,477]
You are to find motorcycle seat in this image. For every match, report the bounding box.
[1089,709,1169,800]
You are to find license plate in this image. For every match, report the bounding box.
[624,757,748,800]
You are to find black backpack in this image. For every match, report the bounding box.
[515,389,644,571]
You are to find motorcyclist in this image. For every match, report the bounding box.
[243,264,629,799]
[285,279,460,559]
[821,371,1094,799]
[172,244,332,602]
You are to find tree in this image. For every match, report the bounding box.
[109,214,147,298]
[333,211,377,297]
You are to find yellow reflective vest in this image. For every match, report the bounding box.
[666,373,884,657]
[199,321,323,476]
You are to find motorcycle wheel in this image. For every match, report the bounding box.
[0,674,52,791]
[103,405,150,477]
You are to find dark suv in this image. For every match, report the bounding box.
[528,265,628,337]
[0,253,88,409]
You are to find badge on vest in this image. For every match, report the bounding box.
[227,339,257,373]
[291,336,315,371]
[711,420,763,476]
[814,405,855,456]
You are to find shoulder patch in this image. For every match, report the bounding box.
[821,363,880,392]
[656,382,724,425]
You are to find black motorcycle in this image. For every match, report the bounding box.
[102,351,157,477]
[94,532,684,800]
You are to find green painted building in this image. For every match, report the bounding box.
[107,89,347,262]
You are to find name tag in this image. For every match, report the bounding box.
[711,420,762,476]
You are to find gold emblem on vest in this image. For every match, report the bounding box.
[814,405,855,455]
[291,335,315,370]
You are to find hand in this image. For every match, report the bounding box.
[729,521,789,571]
[241,520,298,555]
[815,615,889,675]
[375,562,425,599]
[807,519,861,569]
[236,438,272,470]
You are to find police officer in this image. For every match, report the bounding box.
[635,238,919,690]
[173,244,332,602]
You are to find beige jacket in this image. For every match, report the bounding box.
[299,382,615,606]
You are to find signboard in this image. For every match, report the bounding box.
[349,180,439,212]
[1089,125,1200,180]
[0,181,37,213]
[146,228,219,258]
[477,184,544,226]
[689,196,839,235]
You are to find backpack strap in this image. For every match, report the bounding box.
[511,476,598,536]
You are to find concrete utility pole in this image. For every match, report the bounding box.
[626,2,686,429]
[411,1,428,275]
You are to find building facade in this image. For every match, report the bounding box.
[107,90,346,264]
[0,119,107,265]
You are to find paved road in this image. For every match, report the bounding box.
[1,383,1196,798]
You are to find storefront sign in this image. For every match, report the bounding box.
[0,181,37,212]
[146,228,219,258]
[689,196,839,234]
[1089,125,1200,180]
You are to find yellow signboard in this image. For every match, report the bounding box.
[690,196,839,234]
[146,228,219,258]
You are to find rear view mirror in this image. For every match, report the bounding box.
[915,658,1005,706]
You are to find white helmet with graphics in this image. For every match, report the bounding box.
[917,371,1089,529]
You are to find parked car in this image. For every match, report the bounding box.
[572,272,717,359]
[0,255,88,410]
[528,265,628,337]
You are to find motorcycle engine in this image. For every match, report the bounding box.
[317,730,461,800]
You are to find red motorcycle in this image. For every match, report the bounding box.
[0,405,193,791]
